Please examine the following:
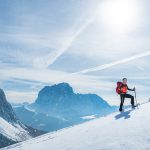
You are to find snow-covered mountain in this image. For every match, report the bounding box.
[5,101,150,150]
[14,83,116,132]
[0,89,45,148]
[34,82,111,114]
[0,88,31,148]
[0,89,21,124]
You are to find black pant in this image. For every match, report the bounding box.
[120,93,134,109]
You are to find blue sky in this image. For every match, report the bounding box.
[0,0,150,105]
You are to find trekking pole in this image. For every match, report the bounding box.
[134,87,138,106]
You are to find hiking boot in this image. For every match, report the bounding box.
[132,105,136,109]
[119,108,123,112]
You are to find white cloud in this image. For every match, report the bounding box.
[5,90,37,103]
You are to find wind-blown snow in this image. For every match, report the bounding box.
[4,102,150,150]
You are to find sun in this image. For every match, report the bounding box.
[97,0,139,33]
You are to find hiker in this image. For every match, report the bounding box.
[117,78,136,112]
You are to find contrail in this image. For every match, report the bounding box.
[37,2,102,68]
[72,51,150,74]
[52,51,150,83]
[43,17,95,68]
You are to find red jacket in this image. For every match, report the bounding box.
[120,84,133,94]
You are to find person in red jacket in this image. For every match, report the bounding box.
[119,78,136,112]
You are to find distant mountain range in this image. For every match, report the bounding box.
[14,83,117,132]
[0,89,45,148]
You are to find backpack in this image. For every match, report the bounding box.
[116,82,123,94]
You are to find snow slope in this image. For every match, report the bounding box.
[3,102,150,150]
[0,117,31,142]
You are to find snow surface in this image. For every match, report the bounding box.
[3,102,150,150]
[0,117,31,142]
[81,115,96,120]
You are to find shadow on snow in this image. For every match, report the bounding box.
[115,109,132,120]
